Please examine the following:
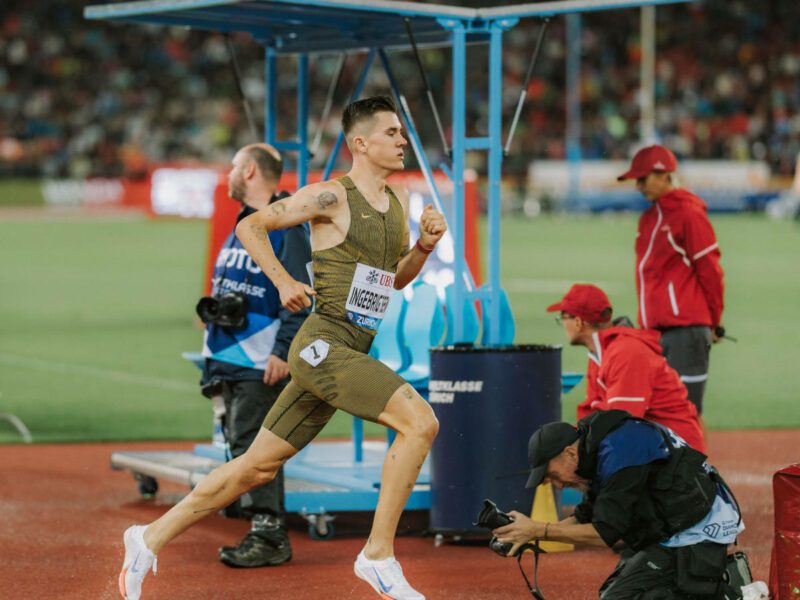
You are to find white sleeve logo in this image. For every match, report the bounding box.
[299,339,330,367]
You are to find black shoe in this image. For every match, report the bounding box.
[219,531,292,568]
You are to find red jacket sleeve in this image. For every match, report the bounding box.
[599,342,653,418]
[577,358,601,420]
[682,210,725,327]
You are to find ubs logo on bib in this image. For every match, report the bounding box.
[346,263,395,331]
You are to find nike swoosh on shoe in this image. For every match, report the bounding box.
[374,567,393,593]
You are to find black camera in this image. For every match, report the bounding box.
[475,499,514,529]
[474,499,534,557]
[196,291,248,329]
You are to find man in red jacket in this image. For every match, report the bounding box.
[618,145,725,416]
[548,283,706,453]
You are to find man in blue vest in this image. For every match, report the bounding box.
[494,410,743,599]
[201,143,311,567]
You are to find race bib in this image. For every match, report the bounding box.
[299,339,330,367]
[345,263,394,331]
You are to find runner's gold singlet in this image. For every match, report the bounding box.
[263,176,409,449]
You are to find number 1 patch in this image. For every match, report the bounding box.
[299,339,330,367]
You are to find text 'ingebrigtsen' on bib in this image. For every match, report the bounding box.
[345,263,395,331]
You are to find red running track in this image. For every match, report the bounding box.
[0,430,794,600]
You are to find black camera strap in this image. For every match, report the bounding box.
[516,540,547,600]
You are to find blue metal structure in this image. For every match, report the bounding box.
[85,0,693,345]
[88,0,694,534]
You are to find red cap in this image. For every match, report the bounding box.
[547,284,612,323]
[617,145,678,181]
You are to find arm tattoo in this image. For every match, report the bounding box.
[193,507,218,514]
[315,191,338,210]
[249,222,269,242]
[399,230,411,258]
[270,202,287,216]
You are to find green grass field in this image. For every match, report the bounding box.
[490,213,800,429]
[0,210,797,443]
[0,179,43,207]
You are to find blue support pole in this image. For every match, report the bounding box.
[566,13,582,210]
[463,137,491,150]
[487,22,504,346]
[450,23,467,343]
[265,48,277,145]
[297,53,310,187]
[352,416,363,463]
[379,49,461,251]
[322,49,377,181]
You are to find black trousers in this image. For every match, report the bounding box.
[221,378,287,519]
[599,542,729,600]
[659,326,712,414]
[600,544,681,600]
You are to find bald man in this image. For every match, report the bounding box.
[199,143,311,568]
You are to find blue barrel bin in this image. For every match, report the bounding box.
[428,344,562,534]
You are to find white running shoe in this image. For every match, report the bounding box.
[354,551,425,600]
[119,525,157,600]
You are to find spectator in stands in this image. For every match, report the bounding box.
[200,143,311,567]
[547,283,706,452]
[3,1,800,180]
[617,146,725,420]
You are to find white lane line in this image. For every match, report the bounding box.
[723,472,773,487]
[0,353,197,394]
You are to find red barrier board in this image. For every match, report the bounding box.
[769,463,800,599]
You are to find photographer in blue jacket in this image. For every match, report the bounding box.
[199,143,311,568]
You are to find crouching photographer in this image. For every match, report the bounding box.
[492,410,748,599]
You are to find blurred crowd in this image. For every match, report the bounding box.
[1,0,799,179]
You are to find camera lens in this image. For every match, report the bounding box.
[196,296,221,323]
[196,292,248,329]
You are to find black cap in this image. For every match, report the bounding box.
[525,422,580,488]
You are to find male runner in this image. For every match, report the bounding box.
[119,96,446,600]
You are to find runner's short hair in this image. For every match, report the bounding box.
[341,96,398,136]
